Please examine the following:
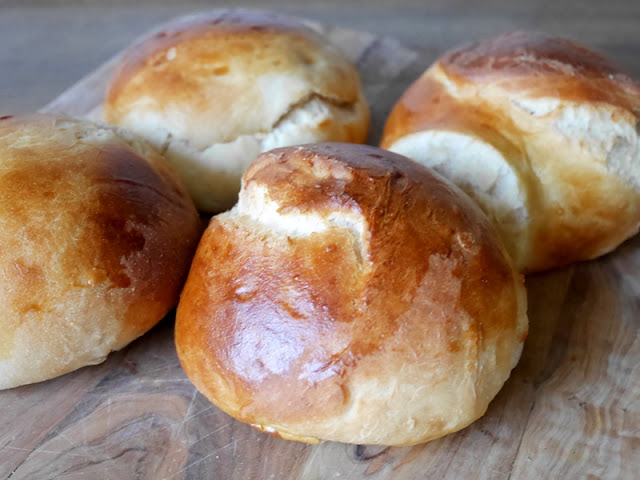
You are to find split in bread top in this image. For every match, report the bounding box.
[105,9,370,212]
[382,31,640,272]
[175,143,527,446]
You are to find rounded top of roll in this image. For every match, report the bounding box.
[105,9,364,149]
[176,143,527,446]
[381,32,640,272]
[0,113,201,389]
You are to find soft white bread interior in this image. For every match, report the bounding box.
[104,9,370,212]
[0,114,201,390]
[381,31,640,272]
[175,143,527,446]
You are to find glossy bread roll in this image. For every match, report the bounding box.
[381,32,640,272]
[0,114,201,390]
[175,143,527,446]
[104,9,370,212]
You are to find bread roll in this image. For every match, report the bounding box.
[175,143,527,446]
[0,114,201,390]
[381,31,640,272]
[104,9,370,213]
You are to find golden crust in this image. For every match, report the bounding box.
[104,9,367,146]
[103,9,370,212]
[381,32,640,272]
[106,10,362,119]
[0,114,201,389]
[440,31,640,107]
[383,31,640,148]
[176,143,527,446]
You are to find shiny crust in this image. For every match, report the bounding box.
[381,32,640,272]
[103,9,370,212]
[0,114,201,389]
[106,10,362,123]
[176,143,527,446]
[440,31,640,108]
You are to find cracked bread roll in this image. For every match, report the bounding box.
[104,9,370,213]
[0,114,201,389]
[381,31,640,272]
[175,143,527,446]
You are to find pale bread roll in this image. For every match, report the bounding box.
[0,114,201,389]
[381,31,640,272]
[175,143,527,446]
[104,9,370,212]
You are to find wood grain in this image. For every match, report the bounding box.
[1,11,638,479]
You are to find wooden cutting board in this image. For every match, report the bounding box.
[2,10,639,479]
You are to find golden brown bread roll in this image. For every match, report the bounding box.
[0,114,201,390]
[381,31,640,272]
[175,143,527,446]
[104,9,370,213]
